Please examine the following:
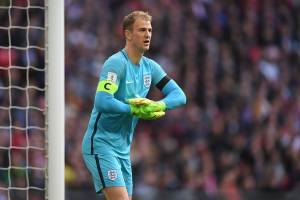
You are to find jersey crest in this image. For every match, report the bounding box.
[107,169,118,181]
[143,74,151,88]
[107,72,117,83]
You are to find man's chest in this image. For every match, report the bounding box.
[123,65,152,98]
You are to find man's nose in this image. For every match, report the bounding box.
[145,31,151,37]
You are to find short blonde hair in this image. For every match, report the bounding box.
[123,11,152,32]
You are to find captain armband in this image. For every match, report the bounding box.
[96,80,118,95]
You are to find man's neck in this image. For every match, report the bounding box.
[124,46,143,65]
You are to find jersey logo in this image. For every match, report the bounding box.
[126,80,133,84]
[107,170,118,181]
[143,74,151,88]
[107,72,117,83]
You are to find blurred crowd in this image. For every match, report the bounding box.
[65,0,300,199]
[0,0,46,200]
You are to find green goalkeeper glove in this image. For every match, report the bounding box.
[143,101,166,112]
[127,98,166,112]
[127,98,153,105]
[128,98,166,120]
[130,104,165,120]
[130,104,140,115]
[143,111,165,120]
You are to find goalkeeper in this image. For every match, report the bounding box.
[82,11,186,200]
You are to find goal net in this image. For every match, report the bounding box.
[0,0,46,199]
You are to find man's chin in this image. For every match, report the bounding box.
[139,47,149,53]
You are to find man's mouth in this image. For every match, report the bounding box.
[144,40,150,45]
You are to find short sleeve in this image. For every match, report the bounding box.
[99,55,125,86]
[149,59,167,86]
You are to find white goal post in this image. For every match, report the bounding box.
[46,0,64,200]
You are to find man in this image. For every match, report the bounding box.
[82,11,186,200]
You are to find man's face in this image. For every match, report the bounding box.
[127,18,152,53]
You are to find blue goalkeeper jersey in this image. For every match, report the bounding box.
[82,49,166,158]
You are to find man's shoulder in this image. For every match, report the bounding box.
[142,56,160,67]
[142,55,152,62]
[105,51,127,65]
[107,51,125,61]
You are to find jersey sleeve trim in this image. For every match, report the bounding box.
[155,75,171,91]
[97,80,118,95]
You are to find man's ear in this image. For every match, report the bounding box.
[125,30,132,41]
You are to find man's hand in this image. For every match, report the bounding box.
[128,98,166,120]
[130,104,165,120]
[128,98,166,111]
[127,98,153,105]
[142,101,166,112]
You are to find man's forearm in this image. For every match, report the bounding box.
[161,80,187,110]
[95,92,131,113]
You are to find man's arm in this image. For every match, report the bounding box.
[95,92,131,114]
[94,80,131,114]
[95,82,164,119]
[128,76,186,113]
[148,58,186,110]
[156,76,187,110]
[126,76,185,119]
[93,54,135,114]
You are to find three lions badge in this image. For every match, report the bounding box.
[143,74,151,88]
